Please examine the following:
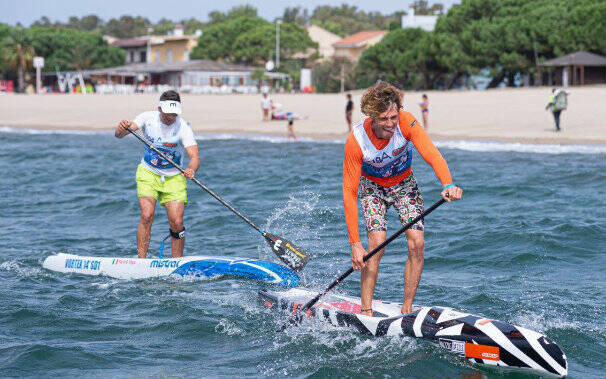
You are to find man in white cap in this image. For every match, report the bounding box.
[115,90,199,258]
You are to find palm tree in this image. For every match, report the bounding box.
[1,28,36,92]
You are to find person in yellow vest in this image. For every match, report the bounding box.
[545,88,569,132]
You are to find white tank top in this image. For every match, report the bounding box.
[352,118,412,179]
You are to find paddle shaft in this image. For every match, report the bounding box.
[125,126,262,233]
[301,197,446,312]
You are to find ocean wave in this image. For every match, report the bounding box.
[3,126,605,153]
[436,140,606,154]
[0,126,111,135]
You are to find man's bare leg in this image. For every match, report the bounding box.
[137,197,157,258]
[164,200,185,258]
[360,230,387,316]
[402,229,425,314]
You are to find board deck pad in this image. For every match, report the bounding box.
[259,288,567,377]
[43,253,299,287]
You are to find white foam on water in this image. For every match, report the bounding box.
[193,132,323,144]
[0,260,45,276]
[0,126,111,135]
[215,318,245,336]
[5,126,602,154]
[436,140,606,155]
[511,310,584,334]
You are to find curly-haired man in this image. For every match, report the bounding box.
[342,82,462,315]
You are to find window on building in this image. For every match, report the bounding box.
[167,49,173,62]
[155,50,160,62]
[140,51,147,63]
[184,50,190,61]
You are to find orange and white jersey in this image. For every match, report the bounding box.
[342,110,453,243]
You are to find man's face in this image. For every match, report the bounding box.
[372,103,399,139]
[158,107,178,125]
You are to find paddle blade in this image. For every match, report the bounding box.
[263,232,309,271]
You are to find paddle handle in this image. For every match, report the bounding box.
[125,126,263,233]
[301,197,447,311]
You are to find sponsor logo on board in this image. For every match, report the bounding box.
[150,259,180,268]
[464,343,500,361]
[112,259,137,265]
[64,258,100,271]
[439,339,465,355]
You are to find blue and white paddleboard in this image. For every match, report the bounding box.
[43,253,299,287]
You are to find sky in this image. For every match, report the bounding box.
[2,0,460,26]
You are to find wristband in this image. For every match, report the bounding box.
[443,184,455,190]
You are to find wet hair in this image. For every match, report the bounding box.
[160,90,181,102]
[360,81,403,117]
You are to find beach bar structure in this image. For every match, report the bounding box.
[43,60,288,94]
[538,51,606,86]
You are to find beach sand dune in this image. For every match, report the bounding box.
[1,86,604,144]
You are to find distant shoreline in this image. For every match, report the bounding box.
[1,86,605,145]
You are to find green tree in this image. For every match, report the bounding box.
[207,5,259,26]
[357,28,447,90]
[190,16,269,61]
[312,57,356,93]
[250,67,267,89]
[103,15,150,38]
[1,27,36,92]
[282,7,309,25]
[231,22,317,65]
[29,27,124,71]
[152,18,175,35]
[181,18,205,34]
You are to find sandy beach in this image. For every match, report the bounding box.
[1,86,605,144]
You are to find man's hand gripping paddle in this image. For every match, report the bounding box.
[280,197,447,330]
[125,126,309,271]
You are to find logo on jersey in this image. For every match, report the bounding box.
[393,146,406,156]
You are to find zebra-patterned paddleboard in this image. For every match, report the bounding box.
[259,288,567,377]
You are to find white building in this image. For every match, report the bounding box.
[401,7,438,31]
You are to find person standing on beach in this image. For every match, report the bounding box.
[287,117,297,141]
[345,93,354,132]
[419,94,429,130]
[545,88,568,132]
[261,93,272,121]
[115,90,200,258]
[342,82,462,316]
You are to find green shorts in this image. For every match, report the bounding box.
[136,164,187,205]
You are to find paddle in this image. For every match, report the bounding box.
[124,126,309,271]
[281,197,447,329]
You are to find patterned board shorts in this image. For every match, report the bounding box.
[359,175,425,233]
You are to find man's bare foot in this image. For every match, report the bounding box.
[360,309,373,316]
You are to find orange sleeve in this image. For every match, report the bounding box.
[400,112,453,186]
[342,133,363,244]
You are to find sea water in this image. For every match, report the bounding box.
[1,128,604,378]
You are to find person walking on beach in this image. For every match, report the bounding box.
[545,88,568,132]
[342,81,462,316]
[345,93,354,132]
[115,90,200,258]
[261,93,272,121]
[419,94,429,130]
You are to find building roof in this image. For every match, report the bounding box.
[539,51,606,67]
[333,31,388,48]
[110,60,255,73]
[44,60,262,77]
[110,38,148,48]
